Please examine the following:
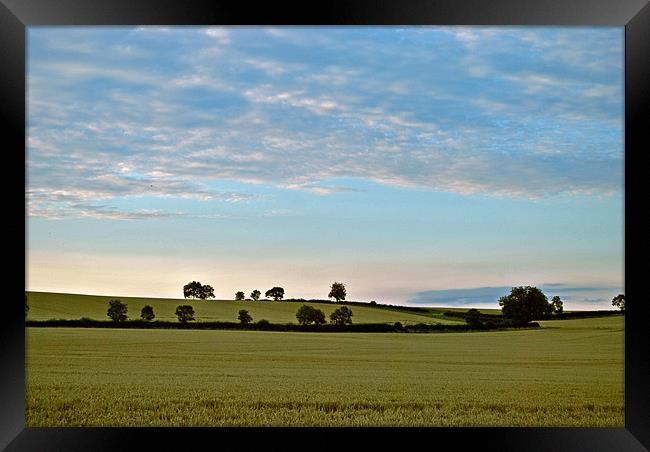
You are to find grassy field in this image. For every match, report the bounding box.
[25,291,465,325]
[25,315,624,426]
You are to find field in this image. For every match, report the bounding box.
[26,316,624,426]
[25,291,465,325]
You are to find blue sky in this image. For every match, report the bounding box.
[26,26,624,309]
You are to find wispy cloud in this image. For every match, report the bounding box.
[27,26,623,220]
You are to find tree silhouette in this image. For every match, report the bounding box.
[107,299,128,322]
[265,287,285,301]
[611,294,625,311]
[175,305,195,323]
[328,282,347,303]
[141,305,155,321]
[250,290,261,301]
[183,281,214,300]
[498,286,548,325]
[238,309,253,324]
[330,306,353,325]
[235,291,245,301]
[183,281,203,299]
[296,305,326,325]
[201,285,215,300]
[550,296,564,314]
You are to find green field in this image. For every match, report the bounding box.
[26,316,624,426]
[25,291,465,325]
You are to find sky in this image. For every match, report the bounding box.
[26,26,624,310]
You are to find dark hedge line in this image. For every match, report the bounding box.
[442,309,622,321]
[554,310,623,319]
[25,319,398,332]
[443,311,504,320]
[25,319,537,332]
[240,298,432,314]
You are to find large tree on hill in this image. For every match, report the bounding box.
[265,287,285,301]
[250,290,261,301]
[611,294,625,311]
[328,282,347,303]
[183,281,203,299]
[183,281,215,300]
[200,285,215,300]
[235,291,245,301]
[498,286,549,325]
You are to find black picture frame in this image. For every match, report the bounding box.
[3,0,648,450]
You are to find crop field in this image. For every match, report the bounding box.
[25,291,464,325]
[26,316,624,427]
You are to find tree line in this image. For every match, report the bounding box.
[106,298,354,326]
[182,281,347,303]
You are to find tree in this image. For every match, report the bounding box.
[296,305,326,326]
[25,294,29,318]
[369,300,377,306]
[183,281,215,300]
[328,282,347,303]
[250,290,261,301]
[498,286,549,325]
[141,305,155,321]
[175,305,195,323]
[238,309,253,324]
[107,299,128,322]
[235,291,245,301]
[330,306,353,325]
[200,285,215,300]
[183,281,202,299]
[265,287,285,301]
[612,294,625,311]
[550,296,564,315]
[465,308,483,327]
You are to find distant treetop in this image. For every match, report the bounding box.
[265,287,285,301]
[328,282,347,303]
[183,281,215,300]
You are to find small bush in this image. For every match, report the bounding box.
[257,319,270,328]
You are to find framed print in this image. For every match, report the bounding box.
[2,0,648,450]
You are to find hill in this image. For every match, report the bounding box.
[25,291,466,326]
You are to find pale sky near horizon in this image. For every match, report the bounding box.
[26,26,624,310]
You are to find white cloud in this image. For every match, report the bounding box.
[204,28,231,44]
[26,26,624,221]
